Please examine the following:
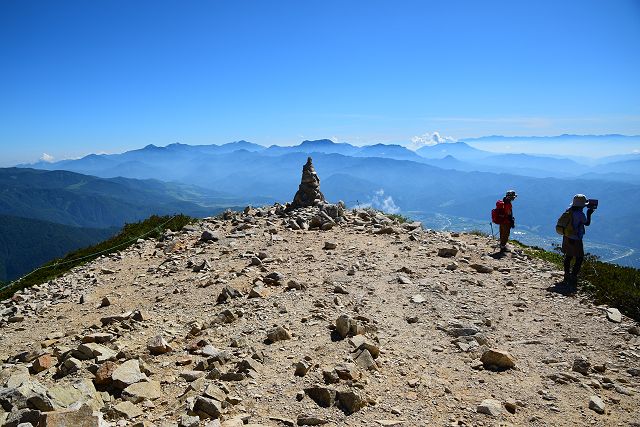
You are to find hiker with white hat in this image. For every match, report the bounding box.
[561,194,595,284]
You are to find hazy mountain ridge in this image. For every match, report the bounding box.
[460,134,640,159]
[11,138,640,266]
[24,137,640,182]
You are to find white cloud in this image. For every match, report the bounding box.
[356,189,400,214]
[40,153,55,163]
[408,131,456,150]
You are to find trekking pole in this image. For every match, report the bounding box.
[489,222,496,240]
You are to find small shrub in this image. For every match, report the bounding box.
[387,213,411,224]
[468,229,489,237]
[522,243,640,321]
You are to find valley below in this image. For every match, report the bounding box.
[410,211,640,268]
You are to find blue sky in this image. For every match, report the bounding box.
[1,0,639,165]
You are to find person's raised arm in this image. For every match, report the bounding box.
[585,208,593,226]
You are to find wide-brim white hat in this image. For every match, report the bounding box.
[571,194,588,208]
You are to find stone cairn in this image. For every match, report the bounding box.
[288,157,325,210]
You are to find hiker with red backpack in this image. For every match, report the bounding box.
[557,194,596,285]
[491,190,517,252]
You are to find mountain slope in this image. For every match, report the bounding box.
[0,168,231,227]
[0,207,638,426]
[0,215,117,282]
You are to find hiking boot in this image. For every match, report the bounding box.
[569,274,578,287]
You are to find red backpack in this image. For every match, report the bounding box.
[491,200,507,224]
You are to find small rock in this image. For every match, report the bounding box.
[304,386,336,408]
[353,348,377,370]
[410,294,426,304]
[437,247,458,257]
[31,354,56,373]
[147,335,172,355]
[179,414,201,427]
[295,360,313,377]
[348,335,380,358]
[480,349,515,371]
[297,414,329,426]
[112,360,148,389]
[122,380,162,403]
[572,356,591,375]
[39,405,100,427]
[61,357,82,375]
[194,396,223,418]
[267,326,292,343]
[337,389,367,414]
[113,401,143,419]
[323,242,337,250]
[216,285,242,304]
[200,230,220,242]
[588,395,605,414]
[397,275,412,285]
[606,308,622,323]
[470,263,493,273]
[248,286,268,299]
[504,399,518,414]
[99,296,111,308]
[81,333,114,344]
[477,399,503,416]
[180,371,206,382]
[333,285,349,295]
[335,315,360,338]
[95,361,118,386]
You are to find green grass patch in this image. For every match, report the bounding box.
[0,214,194,301]
[467,229,489,237]
[386,213,412,224]
[520,242,640,321]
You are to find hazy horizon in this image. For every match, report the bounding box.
[4,133,640,167]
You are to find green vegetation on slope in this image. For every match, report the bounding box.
[516,242,640,321]
[0,214,193,301]
[0,168,223,228]
[0,215,118,282]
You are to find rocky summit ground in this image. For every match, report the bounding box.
[1,204,639,427]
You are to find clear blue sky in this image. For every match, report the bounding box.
[1,0,639,165]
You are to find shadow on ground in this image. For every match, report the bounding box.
[546,280,577,297]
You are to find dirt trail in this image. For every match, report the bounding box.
[1,205,638,427]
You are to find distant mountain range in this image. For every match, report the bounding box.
[15,141,640,245]
[24,138,640,182]
[6,135,640,274]
[460,134,640,159]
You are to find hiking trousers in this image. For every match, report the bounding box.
[499,223,511,246]
[562,236,584,278]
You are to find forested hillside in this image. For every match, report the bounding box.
[0,215,117,282]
